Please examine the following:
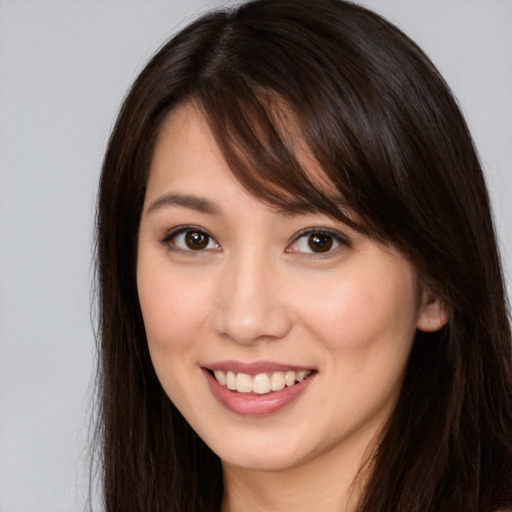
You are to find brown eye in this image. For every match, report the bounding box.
[164,228,220,253]
[307,233,333,253]
[185,231,209,250]
[285,229,346,256]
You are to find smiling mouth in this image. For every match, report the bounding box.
[208,369,315,395]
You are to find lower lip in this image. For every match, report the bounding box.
[203,369,316,416]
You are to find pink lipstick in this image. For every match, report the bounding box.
[202,362,316,416]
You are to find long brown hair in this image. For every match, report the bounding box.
[94,1,512,510]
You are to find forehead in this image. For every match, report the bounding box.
[150,103,220,177]
[148,103,238,196]
[149,100,345,212]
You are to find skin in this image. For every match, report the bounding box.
[137,102,447,512]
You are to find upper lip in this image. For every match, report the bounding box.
[203,360,316,374]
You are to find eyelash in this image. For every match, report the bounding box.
[161,226,350,257]
[285,228,350,257]
[161,225,221,255]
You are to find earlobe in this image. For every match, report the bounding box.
[416,287,450,333]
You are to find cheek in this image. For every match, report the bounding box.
[296,269,420,354]
[136,261,213,406]
[137,261,212,351]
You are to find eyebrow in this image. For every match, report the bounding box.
[145,191,353,224]
[146,193,222,215]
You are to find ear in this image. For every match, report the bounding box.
[416,285,450,333]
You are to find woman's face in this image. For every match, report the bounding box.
[137,103,445,474]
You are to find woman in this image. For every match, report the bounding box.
[94,0,512,510]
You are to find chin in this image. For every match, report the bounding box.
[208,428,320,473]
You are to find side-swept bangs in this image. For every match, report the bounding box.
[188,1,490,320]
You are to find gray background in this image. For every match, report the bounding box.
[1,1,511,510]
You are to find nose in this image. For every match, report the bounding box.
[211,254,292,345]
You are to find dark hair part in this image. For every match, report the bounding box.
[95,0,512,510]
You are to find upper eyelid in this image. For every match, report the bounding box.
[161,226,222,255]
[162,225,214,242]
[289,227,350,245]
[161,225,347,239]
[160,225,350,252]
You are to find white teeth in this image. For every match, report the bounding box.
[253,373,271,394]
[226,371,236,390]
[213,370,226,386]
[235,372,252,393]
[270,371,285,391]
[285,371,295,387]
[296,370,308,382]
[212,369,312,394]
